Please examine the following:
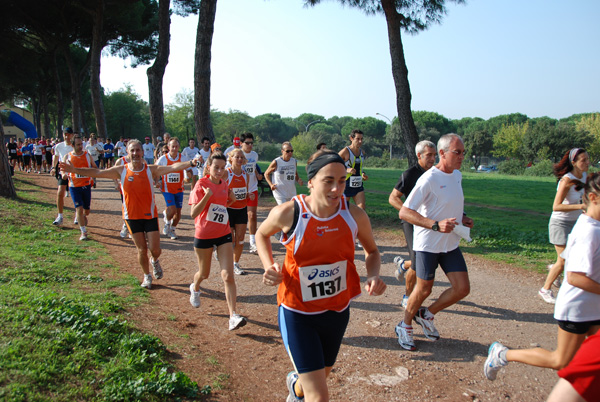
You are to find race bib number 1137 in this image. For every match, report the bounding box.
[298,261,347,302]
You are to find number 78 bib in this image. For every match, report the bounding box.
[207,203,229,224]
[298,261,347,302]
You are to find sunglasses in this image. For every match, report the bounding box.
[285,150,294,153]
[450,150,466,156]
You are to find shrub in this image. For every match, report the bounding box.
[524,159,554,177]
[364,157,407,170]
[498,159,525,175]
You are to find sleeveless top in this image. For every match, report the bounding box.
[277,194,362,314]
[551,171,586,222]
[272,156,297,200]
[158,153,185,194]
[227,167,248,209]
[120,162,157,220]
[344,146,364,187]
[67,151,93,187]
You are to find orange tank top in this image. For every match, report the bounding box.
[277,194,362,314]
[160,153,184,194]
[120,162,157,220]
[67,151,93,187]
[227,167,248,209]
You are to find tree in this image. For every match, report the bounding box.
[463,129,493,168]
[575,113,600,163]
[194,0,218,143]
[493,122,529,160]
[104,86,151,140]
[306,0,464,167]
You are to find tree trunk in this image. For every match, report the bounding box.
[0,118,17,198]
[194,0,217,143]
[53,50,65,137]
[41,84,51,139]
[147,0,171,142]
[63,46,83,132]
[382,0,420,167]
[89,0,108,140]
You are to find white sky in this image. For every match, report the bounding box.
[100,0,600,122]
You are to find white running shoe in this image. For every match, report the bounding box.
[189,283,201,308]
[356,240,363,248]
[213,247,219,261]
[414,307,440,341]
[553,275,562,288]
[151,259,163,279]
[233,262,247,275]
[53,216,63,226]
[286,371,302,402]
[120,224,128,238]
[539,288,556,304]
[394,256,407,283]
[395,322,416,351]
[163,209,168,224]
[140,274,152,289]
[169,227,177,240]
[79,232,88,241]
[484,342,508,380]
[400,295,409,309]
[228,313,247,331]
[74,218,78,225]
[162,222,170,236]
[249,244,258,254]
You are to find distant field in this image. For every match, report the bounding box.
[266,161,558,272]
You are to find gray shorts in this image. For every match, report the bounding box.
[414,247,467,281]
[548,218,576,246]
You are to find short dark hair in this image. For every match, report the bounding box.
[201,137,210,143]
[241,132,254,142]
[316,142,326,150]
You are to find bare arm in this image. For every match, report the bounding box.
[151,158,198,178]
[350,204,386,296]
[553,177,585,212]
[295,161,304,186]
[190,186,212,219]
[59,160,122,180]
[388,188,405,211]
[264,160,278,190]
[567,271,600,295]
[256,201,295,286]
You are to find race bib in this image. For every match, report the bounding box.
[233,187,247,200]
[245,165,254,174]
[167,173,180,183]
[298,261,347,302]
[207,203,228,225]
[349,175,362,188]
[10,149,16,154]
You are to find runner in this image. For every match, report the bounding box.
[62,136,95,241]
[156,137,192,240]
[256,149,386,402]
[51,128,74,225]
[59,139,199,289]
[226,149,252,275]
[142,136,155,165]
[224,136,241,158]
[114,154,131,238]
[485,172,600,381]
[22,138,33,173]
[6,137,18,173]
[182,138,201,190]
[115,137,127,161]
[264,141,304,205]
[539,148,589,303]
[43,137,53,173]
[339,129,369,210]
[103,139,115,168]
[85,136,104,168]
[389,140,437,308]
[188,152,247,331]
[239,133,262,254]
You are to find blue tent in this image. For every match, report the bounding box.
[7,111,38,139]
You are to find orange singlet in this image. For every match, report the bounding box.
[226,167,248,209]
[278,194,362,314]
[159,153,184,194]
[120,162,157,220]
[67,151,93,187]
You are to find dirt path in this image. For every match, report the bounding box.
[29,172,559,401]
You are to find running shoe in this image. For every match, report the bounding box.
[228,313,247,331]
[286,371,303,402]
[233,262,247,275]
[151,258,163,279]
[394,322,416,351]
[400,295,409,309]
[189,283,201,308]
[120,224,128,238]
[53,216,63,226]
[484,342,508,380]
[553,275,562,289]
[140,274,152,289]
[74,217,78,225]
[394,256,407,283]
[163,209,168,224]
[213,247,219,261]
[79,232,88,241]
[162,222,170,236]
[414,307,440,341]
[356,240,363,248]
[538,288,556,304]
[249,244,258,254]
[169,227,177,240]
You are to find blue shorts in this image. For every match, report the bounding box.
[162,192,184,209]
[69,186,91,210]
[414,247,467,281]
[278,305,349,374]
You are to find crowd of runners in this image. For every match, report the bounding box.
[7,127,599,401]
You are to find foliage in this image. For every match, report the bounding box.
[523,159,554,177]
[103,86,151,141]
[493,121,529,159]
[575,113,600,163]
[497,159,526,175]
[363,156,406,169]
[164,89,195,142]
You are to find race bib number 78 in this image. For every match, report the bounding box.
[207,203,228,225]
[298,261,347,302]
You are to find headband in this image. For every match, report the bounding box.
[569,148,581,164]
[306,153,345,181]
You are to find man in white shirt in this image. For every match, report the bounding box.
[51,127,75,225]
[395,133,474,351]
[224,136,241,158]
[182,138,201,189]
[142,136,156,165]
[115,137,127,159]
[239,132,262,253]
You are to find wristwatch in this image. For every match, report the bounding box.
[432,221,439,231]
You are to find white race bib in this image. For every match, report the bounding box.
[207,203,228,225]
[167,173,180,183]
[232,187,247,201]
[298,261,347,302]
[349,175,362,188]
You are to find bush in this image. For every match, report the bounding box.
[364,157,407,169]
[524,159,554,177]
[498,159,526,175]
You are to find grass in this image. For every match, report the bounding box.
[0,177,204,401]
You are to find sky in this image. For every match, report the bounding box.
[100,0,600,122]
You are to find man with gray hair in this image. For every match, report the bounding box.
[389,140,437,309]
[395,133,474,351]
